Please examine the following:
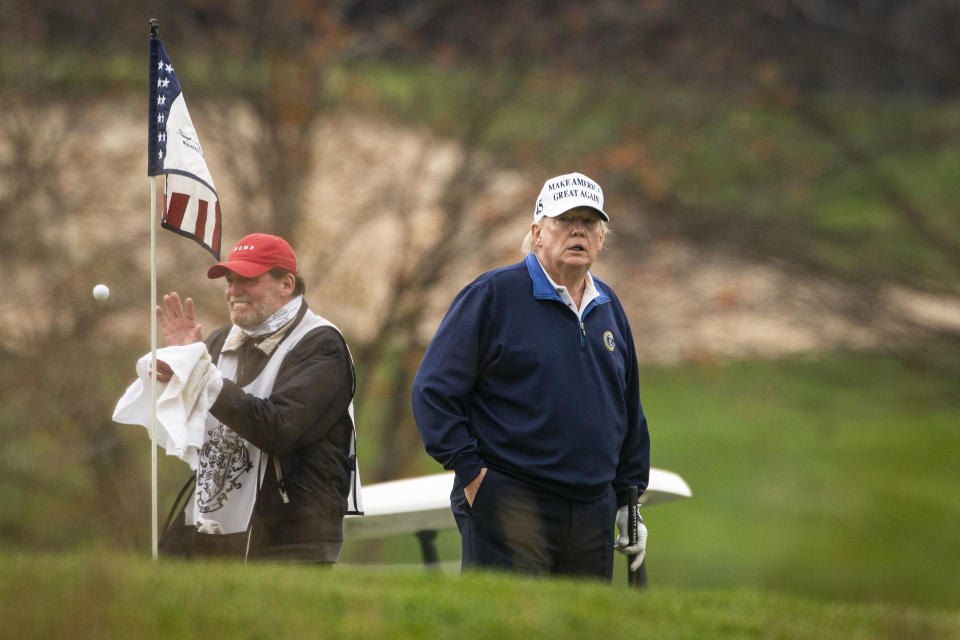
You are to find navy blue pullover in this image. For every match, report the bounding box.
[412,253,650,506]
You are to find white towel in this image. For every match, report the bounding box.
[112,342,223,470]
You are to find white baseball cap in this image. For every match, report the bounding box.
[533,171,608,223]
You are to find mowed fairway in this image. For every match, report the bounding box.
[343,347,960,610]
[637,347,960,608]
[1,552,958,640]
[3,349,957,638]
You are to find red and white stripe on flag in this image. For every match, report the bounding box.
[150,37,223,259]
[162,173,222,259]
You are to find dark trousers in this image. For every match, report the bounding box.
[453,468,616,580]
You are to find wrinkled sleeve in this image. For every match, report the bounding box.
[411,284,489,487]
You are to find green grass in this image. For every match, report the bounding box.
[636,347,960,608]
[4,339,958,613]
[1,552,957,640]
[342,346,960,609]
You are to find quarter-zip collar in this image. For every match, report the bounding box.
[525,252,609,319]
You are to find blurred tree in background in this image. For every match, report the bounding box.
[0,0,958,560]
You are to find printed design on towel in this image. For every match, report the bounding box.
[196,422,254,513]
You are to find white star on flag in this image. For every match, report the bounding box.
[148,37,222,259]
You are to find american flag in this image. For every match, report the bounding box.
[148,37,222,259]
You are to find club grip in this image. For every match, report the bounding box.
[627,485,638,547]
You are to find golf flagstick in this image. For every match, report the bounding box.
[149,174,159,560]
[146,17,226,559]
[627,485,639,586]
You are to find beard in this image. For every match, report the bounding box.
[228,297,274,330]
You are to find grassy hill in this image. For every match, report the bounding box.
[341,344,960,609]
[1,552,958,640]
[638,346,960,607]
[4,343,955,616]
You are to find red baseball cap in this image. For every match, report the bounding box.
[207,233,298,279]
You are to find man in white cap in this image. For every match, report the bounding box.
[412,172,649,580]
[152,232,362,563]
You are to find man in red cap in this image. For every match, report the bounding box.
[153,232,362,563]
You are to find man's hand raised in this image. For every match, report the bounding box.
[157,292,203,347]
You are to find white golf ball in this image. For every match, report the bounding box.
[92,284,110,301]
